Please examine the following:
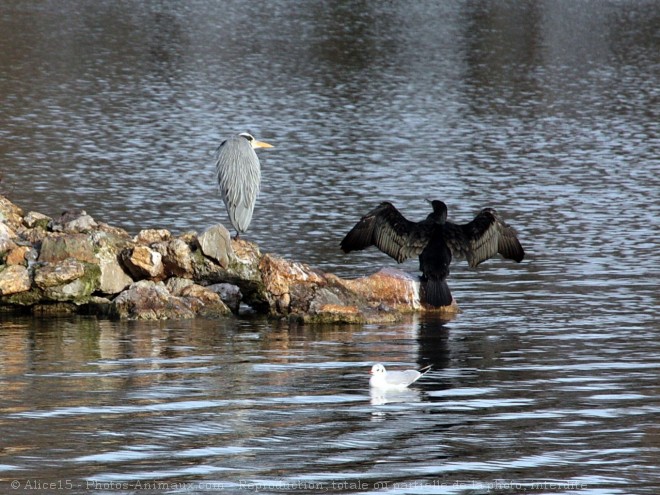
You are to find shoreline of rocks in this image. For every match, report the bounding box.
[0,195,458,323]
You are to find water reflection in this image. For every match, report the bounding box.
[0,307,658,491]
[370,385,424,406]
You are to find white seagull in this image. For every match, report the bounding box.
[369,363,432,391]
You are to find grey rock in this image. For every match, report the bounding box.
[207,283,242,314]
[38,261,101,304]
[23,211,52,229]
[34,258,86,288]
[198,224,233,268]
[51,210,98,233]
[39,234,96,264]
[155,238,194,278]
[91,230,135,295]
[112,280,195,320]
[166,277,194,296]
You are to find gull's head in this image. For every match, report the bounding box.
[370,364,386,376]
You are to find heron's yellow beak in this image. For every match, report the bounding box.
[252,140,274,149]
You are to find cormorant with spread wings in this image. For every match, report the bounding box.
[340,200,525,307]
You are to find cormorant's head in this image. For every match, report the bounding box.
[426,199,448,224]
[480,207,498,219]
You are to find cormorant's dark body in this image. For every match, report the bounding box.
[419,226,453,306]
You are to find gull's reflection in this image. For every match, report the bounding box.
[370,386,422,406]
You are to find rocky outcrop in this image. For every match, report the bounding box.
[0,195,458,322]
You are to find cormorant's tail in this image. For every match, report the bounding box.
[423,278,453,307]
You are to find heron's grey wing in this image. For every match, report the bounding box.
[340,202,429,263]
[215,136,261,233]
[386,370,422,386]
[443,209,524,268]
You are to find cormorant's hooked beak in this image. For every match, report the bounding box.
[252,140,274,149]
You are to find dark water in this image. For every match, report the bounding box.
[1,0,659,493]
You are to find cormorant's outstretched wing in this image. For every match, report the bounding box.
[443,208,525,268]
[340,202,431,263]
[492,210,525,264]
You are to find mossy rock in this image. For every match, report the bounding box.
[42,262,101,304]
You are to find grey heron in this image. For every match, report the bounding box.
[214,132,273,238]
[340,200,525,307]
